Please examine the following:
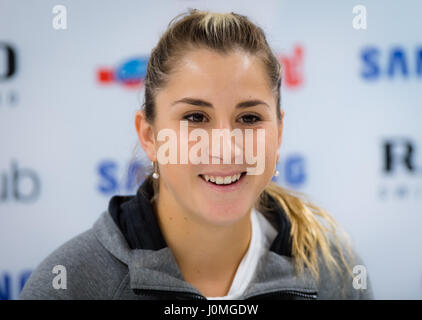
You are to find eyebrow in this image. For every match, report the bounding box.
[171,97,270,109]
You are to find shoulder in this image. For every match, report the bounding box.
[20,216,129,300]
[316,235,374,300]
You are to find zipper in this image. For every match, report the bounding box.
[133,288,317,300]
[245,289,318,300]
[133,288,207,300]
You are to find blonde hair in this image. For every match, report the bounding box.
[136,8,355,286]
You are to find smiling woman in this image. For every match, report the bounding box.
[20,8,373,300]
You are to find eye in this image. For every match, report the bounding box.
[239,114,262,125]
[183,112,208,123]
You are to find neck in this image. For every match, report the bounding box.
[155,183,252,296]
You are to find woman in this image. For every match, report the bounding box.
[21,9,373,300]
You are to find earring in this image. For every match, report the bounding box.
[152,161,159,179]
[273,168,279,177]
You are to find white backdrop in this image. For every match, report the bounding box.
[1,0,421,299]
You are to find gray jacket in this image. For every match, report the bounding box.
[20,181,374,300]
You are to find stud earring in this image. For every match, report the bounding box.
[152,161,159,179]
[273,168,279,177]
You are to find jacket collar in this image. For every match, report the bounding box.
[127,248,318,298]
[93,177,317,298]
[107,177,166,251]
[93,213,317,298]
[107,177,292,257]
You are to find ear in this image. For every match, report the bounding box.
[276,110,284,163]
[135,110,156,162]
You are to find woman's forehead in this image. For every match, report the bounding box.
[160,49,273,100]
[173,48,262,76]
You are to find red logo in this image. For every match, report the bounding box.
[278,45,304,89]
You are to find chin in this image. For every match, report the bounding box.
[195,201,252,226]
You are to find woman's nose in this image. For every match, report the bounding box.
[209,120,243,164]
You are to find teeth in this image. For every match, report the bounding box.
[202,173,242,185]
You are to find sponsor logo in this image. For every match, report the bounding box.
[361,46,422,80]
[0,270,32,300]
[378,138,422,200]
[277,45,304,89]
[0,43,16,80]
[96,56,148,89]
[97,159,148,196]
[272,154,307,188]
[0,160,41,204]
[0,42,18,107]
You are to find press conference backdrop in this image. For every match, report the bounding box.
[1,0,421,300]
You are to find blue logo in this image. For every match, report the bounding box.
[272,154,307,188]
[97,56,149,88]
[0,270,32,300]
[97,159,149,195]
[360,46,422,80]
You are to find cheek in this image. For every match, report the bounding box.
[259,127,278,165]
[158,164,198,204]
[161,164,191,182]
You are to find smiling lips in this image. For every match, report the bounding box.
[199,172,247,185]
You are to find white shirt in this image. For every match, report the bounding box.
[207,207,278,300]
